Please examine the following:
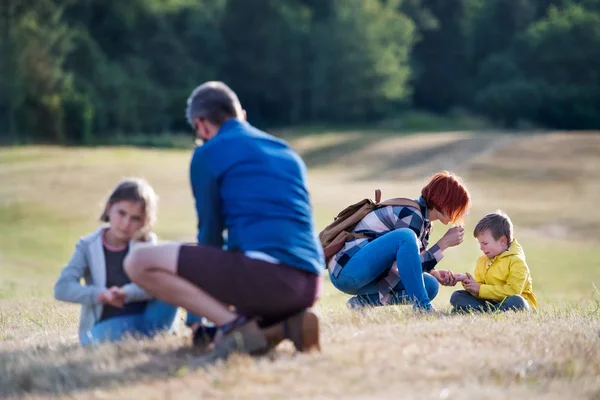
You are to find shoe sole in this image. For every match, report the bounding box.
[287,310,321,352]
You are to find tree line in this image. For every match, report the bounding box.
[1,0,599,144]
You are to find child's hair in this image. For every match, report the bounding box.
[421,170,471,224]
[473,211,513,243]
[100,178,158,240]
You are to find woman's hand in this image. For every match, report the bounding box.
[97,286,126,308]
[437,226,465,250]
[430,269,457,286]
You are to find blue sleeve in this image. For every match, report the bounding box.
[190,148,224,247]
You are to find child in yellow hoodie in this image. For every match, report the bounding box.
[450,211,537,312]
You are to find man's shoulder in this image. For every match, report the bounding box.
[190,144,212,167]
[192,122,299,172]
[241,124,291,151]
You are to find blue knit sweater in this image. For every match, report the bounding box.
[190,119,324,275]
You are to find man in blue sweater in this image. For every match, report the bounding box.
[125,81,324,357]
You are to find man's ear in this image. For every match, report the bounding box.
[241,109,247,121]
[195,118,209,140]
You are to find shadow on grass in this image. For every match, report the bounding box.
[0,339,226,398]
[297,131,505,182]
[298,134,375,169]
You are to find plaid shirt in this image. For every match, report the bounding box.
[328,196,443,304]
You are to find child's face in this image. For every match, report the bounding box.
[105,200,145,242]
[476,230,507,259]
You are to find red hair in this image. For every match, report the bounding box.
[421,171,470,224]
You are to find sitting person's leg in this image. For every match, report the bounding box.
[82,315,142,346]
[138,299,179,336]
[124,243,237,327]
[349,272,439,308]
[450,290,492,312]
[185,312,203,326]
[497,295,531,312]
[124,242,320,355]
[333,228,431,310]
[423,272,439,301]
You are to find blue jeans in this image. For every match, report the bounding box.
[450,290,531,313]
[351,273,439,307]
[330,228,436,310]
[81,300,178,346]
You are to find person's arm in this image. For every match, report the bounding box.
[420,243,443,272]
[54,240,104,305]
[190,149,224,247]
[121,283,153,303]
[478,259,529,301]
[462,258,484,291]
[429,225,465,265]
[389,207,443,272]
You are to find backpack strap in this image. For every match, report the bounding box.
[378,197,423,219]
[374,189,381,204]
[379,198,420,208]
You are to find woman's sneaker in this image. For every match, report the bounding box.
[346,296,365,310]
[346,295,382,310]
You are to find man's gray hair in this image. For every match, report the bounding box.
[185,81,242,127]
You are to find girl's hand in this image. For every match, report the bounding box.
[437,226,465,250]
[97,287,126,308]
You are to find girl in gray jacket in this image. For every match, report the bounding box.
[54,178,178,345]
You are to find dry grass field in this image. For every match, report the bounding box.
[1,130,599,399]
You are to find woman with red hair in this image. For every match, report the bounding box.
[328,171,471,312]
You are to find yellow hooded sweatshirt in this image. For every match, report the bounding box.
[472,239,538,310]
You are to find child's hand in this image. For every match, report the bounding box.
[109,286,126,304]
[431,269,457,286]
[463,273,480,295]
[97,287,125,308]
[453,273,468,282]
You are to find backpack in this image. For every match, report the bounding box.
[318,189,422,265]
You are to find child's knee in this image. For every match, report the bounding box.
[450,290,468,306]
[123,249,139,278]
[503,295,528,310]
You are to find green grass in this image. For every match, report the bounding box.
[88,132,196,149]
[272,110,494,139]
[1,130,599,399]
[375,109,494,132]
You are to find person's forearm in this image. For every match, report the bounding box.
[420,243,443,272]
[436,237,448,251]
